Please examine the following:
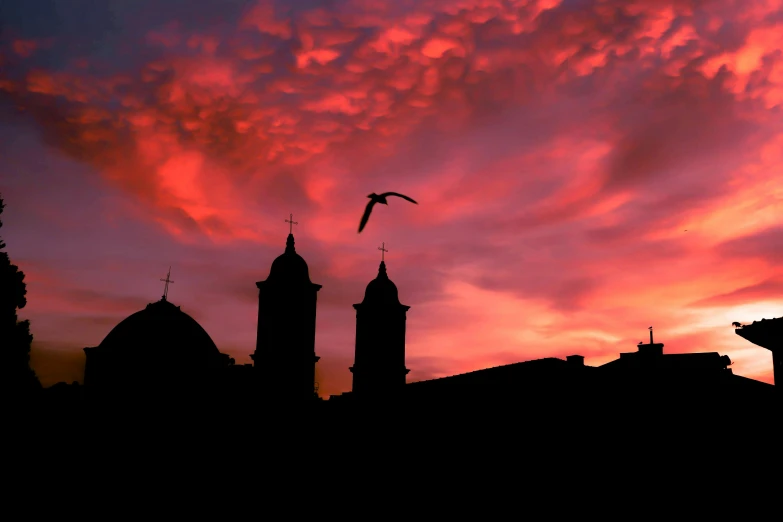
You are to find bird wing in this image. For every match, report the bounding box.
[381,192,418,204]
[358,200,375,233]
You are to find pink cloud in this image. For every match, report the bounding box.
[2,0,783,395]
[241,1,293,39]
[690,279,783,307]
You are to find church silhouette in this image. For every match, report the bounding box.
[15,224,778,484]
[66,226,778,430]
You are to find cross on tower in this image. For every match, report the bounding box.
[160,267,174,300]
[285,213,298,234]
[378,242,388,262]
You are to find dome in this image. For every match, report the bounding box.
[98,297,222,364]
[360,261,402,306]
[266,234,313,283]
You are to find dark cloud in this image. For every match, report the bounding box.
[689,279,783,307]
[71,315,126,328]
[715,226,783,263]
[58,289,152,314]
[603,69,760,192]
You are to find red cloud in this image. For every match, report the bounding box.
[12,39,39,58]
[4,0,783,393]
[241,1,292,39]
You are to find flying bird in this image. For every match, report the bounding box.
[358,192,418,233]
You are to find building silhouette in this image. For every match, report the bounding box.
[734,317,783,385]
[56,227,777,425]
[82,295,232,406]
[350,258,410,399]
[251,231,321,402]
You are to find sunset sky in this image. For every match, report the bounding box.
[1,0,782,397]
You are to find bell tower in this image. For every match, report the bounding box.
[253,215,321,402]
[350,243,410,398]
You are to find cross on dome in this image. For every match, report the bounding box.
[285,213,298,235]
[160,266,174,300]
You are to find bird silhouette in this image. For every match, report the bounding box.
[358,192,418,233]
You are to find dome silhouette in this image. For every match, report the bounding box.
[267,234,314,284]
[361,261,403,306]
[98,297,221,365]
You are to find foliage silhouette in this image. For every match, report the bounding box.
[0,194,42,404]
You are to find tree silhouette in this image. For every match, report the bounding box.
[0,195,42,403]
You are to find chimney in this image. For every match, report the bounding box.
[638,327,664,356]
[566,355,585,366]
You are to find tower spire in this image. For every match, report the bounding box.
[351,243,410,397]
[255,214,323,402]
[284,213,298,253]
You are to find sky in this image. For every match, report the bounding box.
[1,0,782,397]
